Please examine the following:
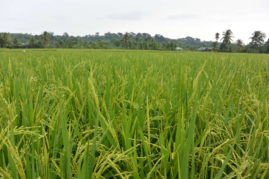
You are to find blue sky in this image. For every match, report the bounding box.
[0,0,268,43]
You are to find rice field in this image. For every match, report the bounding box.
[0,49,269,178]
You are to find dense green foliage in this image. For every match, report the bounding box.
[0,32,211,50]
[219,30,233,52]
[0,49,269,178]
[1,30,268,53]
[216,30,269,53]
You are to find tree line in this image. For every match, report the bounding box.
[0,32,212,50]
[212,30,269,53]
[0,30,268,53]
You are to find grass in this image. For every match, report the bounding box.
[0,49,269,178]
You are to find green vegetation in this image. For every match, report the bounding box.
[215,29,269,53]
[219,30,233,52]
[0,49,269,178]
[1,30,269,53]
[0,32,213,50]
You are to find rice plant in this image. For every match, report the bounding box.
[0,49,268,178]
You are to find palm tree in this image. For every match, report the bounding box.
[121,33,131,49]
[249,31,266,50]
[41,31,51,48]
[220,29,233,52]
[213,32,220,51]
[215,33,220,42]
[236,39,243,52]
[236,39,243,46]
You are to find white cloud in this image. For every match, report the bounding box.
[104,12,146,21]
[0,0,268,42]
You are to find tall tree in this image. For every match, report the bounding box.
[12,38,21,48]
[215,33,220,42]
[236,39,244,52]
[41,31,51,47]
[28,37,35,48]
[249,31,266,51]
[62,32,69,48]
[0,34,4,48]
[0,33,11,48]
[220,29,233,52]
[120,33,131,49]
[213,32,220,51]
